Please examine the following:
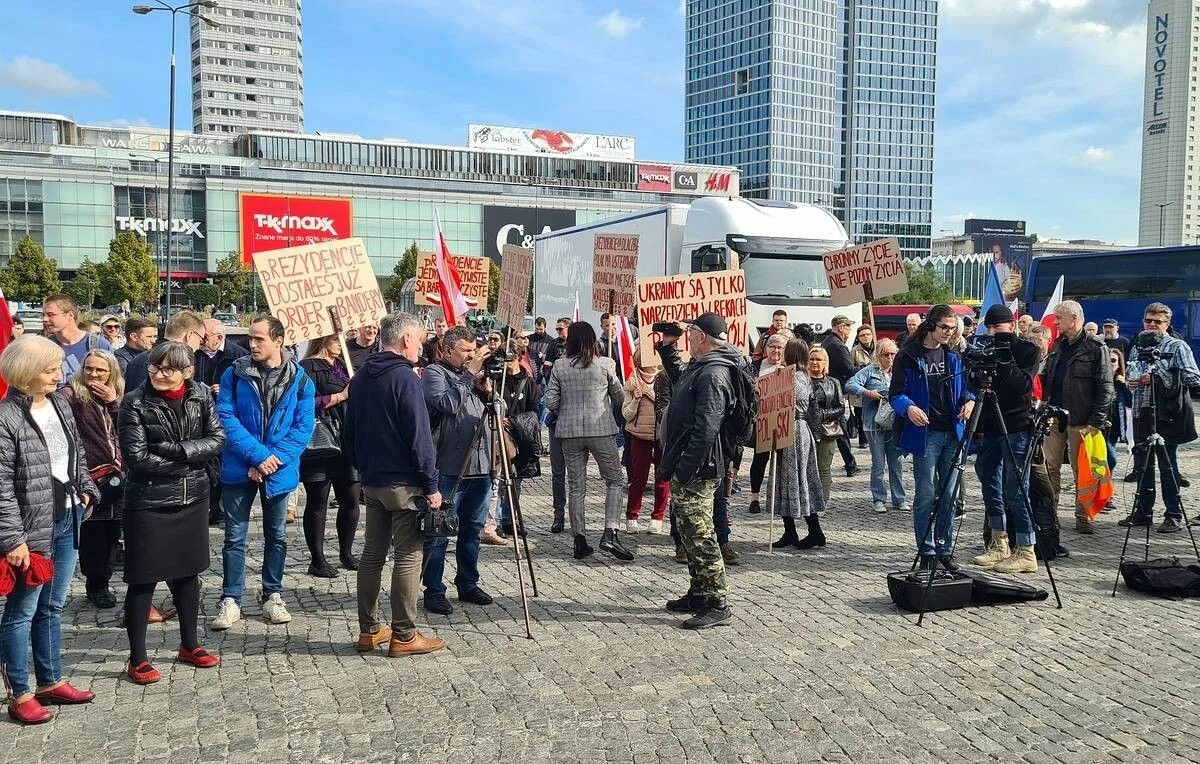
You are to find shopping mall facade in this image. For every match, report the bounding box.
[0,112,741,287]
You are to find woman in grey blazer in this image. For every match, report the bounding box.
[545,321,633,561]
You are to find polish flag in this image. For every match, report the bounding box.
[431,210,471,326]
[573,291,581,323]
[1040,275,1065,342]
[614,316,636,381]
[0,287,12,399]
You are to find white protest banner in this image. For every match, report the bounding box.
[253,236,386,346]
[636,269,748,366]
[822,237,907,308]
[497,244,534,329]
[755,365,796,453]
[414,252,490,308]
[591,233,639,316]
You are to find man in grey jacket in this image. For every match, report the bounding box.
[421,326,497,616]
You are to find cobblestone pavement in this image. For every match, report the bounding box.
[9,439,1200,762]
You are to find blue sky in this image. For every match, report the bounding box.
[0,0,1148,244]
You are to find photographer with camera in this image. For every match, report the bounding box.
[1039,300,1114,535]
[969,305,1043,574]
[1118,303,1200,534]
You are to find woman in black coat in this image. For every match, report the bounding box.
[496,338,541,537]
[118,341,226,685]
[299,334,360,577]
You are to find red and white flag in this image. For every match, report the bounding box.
[1040,275,1064,342]
[0,287,13,399]
[614,316,636,381]
[431,210,471,326]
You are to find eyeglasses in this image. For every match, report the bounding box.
[555,327,567,332]
[1143,317,1168,326]
[148,365,191,377]
[102,324,120,331]
[934,323,957,332]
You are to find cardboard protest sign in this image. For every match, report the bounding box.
[822,237,907,308]
[636,269,748,366]
[415,252,490,308]
[253,237,386,346]
[497,244,534,329]
[592,233,639,316]
[755,365,796,453]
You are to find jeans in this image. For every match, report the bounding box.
[866,429,906,506]
[1,505,80,697]
[816,438,837,501]
[836,431,858,470]
[423,475,492,598]
[975,433,1036,547]
[221,482,291,603]
[497,478,522,529]
[548,426,567,520]
[912,429,959,557]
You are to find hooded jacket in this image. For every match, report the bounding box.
[659,343,743,484]
[344,352,438,491]
[889,339,975,457]
[216,353,315,498]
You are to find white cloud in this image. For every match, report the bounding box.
[1079,146,1112,164]
[0,56,106,98]
[598,10,644,38]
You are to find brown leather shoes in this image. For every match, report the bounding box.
[356,626,392,652]
[388,631,446,657]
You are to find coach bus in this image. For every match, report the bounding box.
[1025,246,1200,355]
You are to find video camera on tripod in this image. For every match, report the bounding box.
[961,332,1016,385]
[1131,330,1169,365]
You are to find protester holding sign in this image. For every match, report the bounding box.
[621,350,668,534]
[747,334,788,515]
[773,339,826,548]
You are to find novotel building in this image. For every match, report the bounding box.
[0,112,739,286]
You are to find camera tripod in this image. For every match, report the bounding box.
[1111,351,1200,596]
[912,384,1064,626]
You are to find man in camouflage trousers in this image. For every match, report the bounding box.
[657,313,742,629]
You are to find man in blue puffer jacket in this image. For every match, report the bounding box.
[888,305,976,571]
[212,316,315,630]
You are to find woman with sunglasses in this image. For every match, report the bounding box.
[846,339,907,514]
[890,305,975,570]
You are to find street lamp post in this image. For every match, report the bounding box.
[133,0,218,316]
[1155,201,1174,247]
[128,153,164,300]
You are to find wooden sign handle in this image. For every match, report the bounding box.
[329,306,355,377]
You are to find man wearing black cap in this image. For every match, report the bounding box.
[658,312,743,629]
[970,305,1044,573]
[822,315,860,476]
[1101,319,1130,361]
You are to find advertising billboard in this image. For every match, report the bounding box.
[963,219,1026,236]
[468,124,636,162]
[671,168,739,196]
[239,193,354,265]
[974,235,1033,303]
[637,164,672,193]
[482,205,577,264]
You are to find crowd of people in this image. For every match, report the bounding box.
[0,291,1197,725]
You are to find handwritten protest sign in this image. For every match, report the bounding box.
[592,233,639,315]
[253,237,386,346]
[497,244,534,329]
[822,237,907,308]
[755,365,796,453]
[636,269,747,366]
[415,252,490,308]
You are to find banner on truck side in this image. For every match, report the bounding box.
[636,269,748,366]
[591,233,639,316]
[755,365,796,453]
[253,237,386,346]
[415,252,489,308]
[497,244,534,329]
[822,237,907,308]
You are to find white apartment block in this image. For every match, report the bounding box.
[190,0,303,135]
[1138,0,1200,247]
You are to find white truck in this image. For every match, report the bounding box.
[532,197,856,348]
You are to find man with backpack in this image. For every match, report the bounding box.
[658,312,753,630]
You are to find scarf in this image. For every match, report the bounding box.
[156,384,187,401]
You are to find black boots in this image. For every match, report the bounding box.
[680,597,732,630]
[665,592,700,613]
[573,534,593,559]
[793,514,826,549]
[773,516,799,548]
[550,516,565,534]
[599,529,634,561]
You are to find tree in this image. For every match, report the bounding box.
[70,257,100,309]
[383,242,420,305]
[487,260,501,314]
[97,232,158,306]
[213,252,251,309]
[0,236,61,302]
[184,283,219,309]
[873,262,961,306]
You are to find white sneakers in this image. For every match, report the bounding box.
[625,518,641,533]
[211,597,241,631]
[872,501,888,514]
[211,594,293,629]
[647,519,665,534]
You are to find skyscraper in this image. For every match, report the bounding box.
[1137,0,1196,248]
[684,0,937,257]
[190,0,304,135]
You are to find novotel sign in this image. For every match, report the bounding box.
[1149,13,1170,125]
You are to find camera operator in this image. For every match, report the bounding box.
[1118,303,1200,534]
[1039,300,1114,535]
[969,306,1042,574]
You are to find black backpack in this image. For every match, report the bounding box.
[719,356,759,455]
[1120,557,1200,599]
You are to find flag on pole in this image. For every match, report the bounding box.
[0,288,12,399]
[979,264,1006,328]
[614,315,636,381]
[573,291,581,323]
[431,210,471,326]
[1040,275,1065,342]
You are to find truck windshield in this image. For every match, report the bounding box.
[739,238,842,301]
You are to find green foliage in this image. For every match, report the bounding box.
[214,252,251,309]
[97,233,158,306]
[0,236,61,302]
[873,262,961,306]
[487,260,501,314]
[72,258,101,308]
[383,242,420,305]
[184,283,220,309]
